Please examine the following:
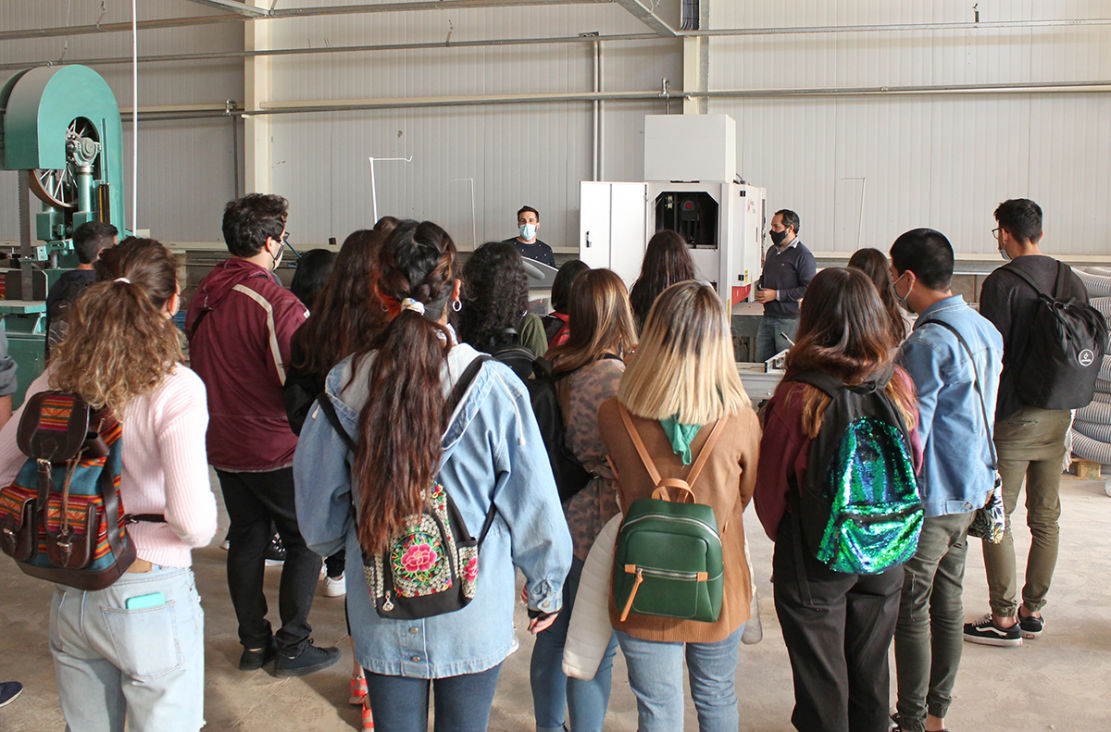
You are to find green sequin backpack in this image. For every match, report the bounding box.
[787,367,923,575]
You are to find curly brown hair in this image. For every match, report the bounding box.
[50,237,182,411]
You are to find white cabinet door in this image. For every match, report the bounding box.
[579,181,613,271]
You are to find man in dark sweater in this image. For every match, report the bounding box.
[45,221,117,358]
[965,198,1087,647]
[504,205,556,267]
[753,209,816,362]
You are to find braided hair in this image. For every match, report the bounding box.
[350,221,459,555]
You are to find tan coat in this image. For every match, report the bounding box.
[598,397,761,643]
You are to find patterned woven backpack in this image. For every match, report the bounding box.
[314,355,498,620]
[0,392,162,591]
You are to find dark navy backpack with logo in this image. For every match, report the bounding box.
[1006,262,1108,410]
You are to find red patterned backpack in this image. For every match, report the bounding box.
[315,356,498,619]
[0,392,162,590]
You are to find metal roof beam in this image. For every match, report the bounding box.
[611,0,677,37]
[179,0,270,17]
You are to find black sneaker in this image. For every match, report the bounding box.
[1019,612,1044,639]
[273,641,341,678]
[239,638,278,671]
[264,534,286,567]
[963,613,1022,647]
[0,681,23,708]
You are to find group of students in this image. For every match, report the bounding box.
[0,193,1083,732]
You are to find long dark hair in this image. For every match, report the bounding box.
[847,248,907,342]
[550,259,589,314]
[290,248,337,310]
[351,221,458,556]
[778,267,915,437]
[457,241,528,351]
[292,230,386,380]
[629,230,696,331]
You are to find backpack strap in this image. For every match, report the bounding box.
[618,402,663,486]
[1003,261,1072,301]
[315,393,356,452]
[446,355,493,415]
[684,418,727,489]
[789,365,893,397]
[617,402,726,501]
[918,319,998,469]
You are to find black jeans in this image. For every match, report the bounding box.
[773,517,903,732]
[217,468,322,655]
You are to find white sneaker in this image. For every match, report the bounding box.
[324,573,346,598]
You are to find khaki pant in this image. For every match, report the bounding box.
[982,406,1071,617]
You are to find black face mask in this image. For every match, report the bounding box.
[770,229,788,247]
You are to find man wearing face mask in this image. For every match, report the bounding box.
[753,209,816,363]
[965,198,1089,648]
[186,194,340,678]
[888,229,1002,732]
[505,205,557,267]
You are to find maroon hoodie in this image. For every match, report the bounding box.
[185,258,308,472]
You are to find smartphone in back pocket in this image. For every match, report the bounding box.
[125,592,166,610]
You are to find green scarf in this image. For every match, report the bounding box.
[659,415,704,466]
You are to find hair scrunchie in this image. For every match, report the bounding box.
[400,298,425,315]
[114,277,131,285]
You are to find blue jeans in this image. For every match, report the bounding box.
[754,316,799,363]
[364,663,502,732]
[615,628,742,732]
[530,556,619,732]
[49,566,206,732]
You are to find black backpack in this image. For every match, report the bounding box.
[786,367,923,575]
[1005,262,1109,410]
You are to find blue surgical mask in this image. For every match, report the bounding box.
[519,223,537,241]
[999,242,1012,262]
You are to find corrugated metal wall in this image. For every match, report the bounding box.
[0,0,242,243]
[266,4,680,249]
[2,0,1106,256]
[708,1,1111,256]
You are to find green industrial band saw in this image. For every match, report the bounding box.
[0,65,128,406]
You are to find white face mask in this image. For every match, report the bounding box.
[519,223,537,241]
[893,272,914,314]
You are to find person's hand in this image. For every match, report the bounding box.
[755,288,777,304]
[528,612,559,634]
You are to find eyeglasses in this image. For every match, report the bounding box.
[279,231,301,260]
[991,227,1001,239]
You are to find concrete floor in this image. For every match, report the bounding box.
[3,471,1111,731]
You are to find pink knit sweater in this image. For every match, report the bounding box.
[0,366,218,568]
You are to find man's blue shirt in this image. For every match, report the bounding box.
[897,295,1003,517]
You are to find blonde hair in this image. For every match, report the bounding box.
[619,281,750,424]
[49,238,182,411]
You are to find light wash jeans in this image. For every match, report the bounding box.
[49,565,206,732]
[530,556,619,732]
[615,627,742,732]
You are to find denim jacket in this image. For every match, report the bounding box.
[897,295,1004,518]
[294,341,572,678]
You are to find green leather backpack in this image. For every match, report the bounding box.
[612,403,726,624]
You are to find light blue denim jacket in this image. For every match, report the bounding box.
[294,342,572,678]
[897,295,1004,518]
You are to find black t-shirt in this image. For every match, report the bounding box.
[505,238,556,268]
[44,269,97,358]
[979,255,1089,420]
